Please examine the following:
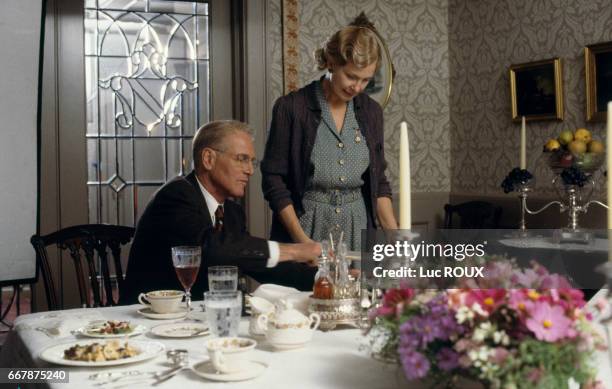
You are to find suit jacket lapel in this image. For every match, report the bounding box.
[185,171,213,229]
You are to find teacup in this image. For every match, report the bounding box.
[206,337,256,374]
[138,290,184,314]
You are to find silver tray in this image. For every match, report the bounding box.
[308,296,362,331]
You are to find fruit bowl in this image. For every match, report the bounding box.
[546,150,605,175]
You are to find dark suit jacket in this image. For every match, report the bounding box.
[261,77,392,243]
[121,171,316,304]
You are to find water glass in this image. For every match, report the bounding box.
[204,291,242,337]
[208,266,238,292]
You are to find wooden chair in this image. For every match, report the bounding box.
[30,224,135,310]
[443,201,502,229]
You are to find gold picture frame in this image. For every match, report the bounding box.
[509,58,563,121]
[585,41,612,122]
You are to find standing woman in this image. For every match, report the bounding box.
[261,16,398,251]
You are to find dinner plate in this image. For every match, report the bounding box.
[74,323,147,338]
[151,322,209,338]
[137,307,189,320]
[39,340,165,367]
[192,360,267,382]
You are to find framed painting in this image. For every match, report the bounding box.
[585,41,612,122]
[509,58,563,121]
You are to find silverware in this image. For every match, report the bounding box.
[150,349,190,386]
[191,329,209,336]
[35,327,59,337]
[92,371,150,386]
[152,366,186,386]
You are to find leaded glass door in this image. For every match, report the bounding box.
[84,0,210,226]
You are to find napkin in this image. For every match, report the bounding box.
[15,311,104,337]
[252,284,300,303]
[284,292,311,315]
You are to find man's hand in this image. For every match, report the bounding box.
[278,242,321,266]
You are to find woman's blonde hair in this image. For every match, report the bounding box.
[315,15,381,71]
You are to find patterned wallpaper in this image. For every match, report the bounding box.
[266,0,612,198]
[266,0,451,193]
[449,0,612,197]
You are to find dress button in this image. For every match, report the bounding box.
[339,176,346,183]
[335,223,341,229]
[335,207,341,214]
[338,142,344,149]
[338,159,345,165]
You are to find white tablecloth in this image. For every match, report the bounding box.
[0,303,410,389]
[499,237,608,252]
[1,295,611,389]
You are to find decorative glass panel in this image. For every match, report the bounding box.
[85,0,209,226]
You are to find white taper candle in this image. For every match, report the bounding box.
[520,116,527,170]
[399,121,411,229]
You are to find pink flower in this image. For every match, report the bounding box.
[508,289,535,316]
[540,274,572,289]
[513,268,540,288]
[465,289,506,313]
[525,301,573,342]
[369,288,415,319]
[490,347,509,364]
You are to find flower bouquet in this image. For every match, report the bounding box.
[367,259,607,389]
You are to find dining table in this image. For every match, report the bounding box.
[1,292,611,389]
[0,301,413,389]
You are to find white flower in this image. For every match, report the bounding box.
[473,328,487,342]
[491,330,510,346]
[456,306,474,324]
[472,303,488,317]
[468,349,479,361]
[477,346,490,361]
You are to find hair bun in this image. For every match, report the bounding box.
[349,12,378,34]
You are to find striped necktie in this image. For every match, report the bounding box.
[214,205,224,232]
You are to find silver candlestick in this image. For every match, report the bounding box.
[518,176,608,231]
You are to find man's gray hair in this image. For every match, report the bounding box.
[192,120,254,172]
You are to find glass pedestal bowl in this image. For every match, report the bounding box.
[546,150,605,176]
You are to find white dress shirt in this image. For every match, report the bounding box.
[196,176,279,267]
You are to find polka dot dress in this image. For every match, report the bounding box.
[299,81,370,250]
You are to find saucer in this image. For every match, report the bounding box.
[192,360,267,382]
[137,307,189,320]
[269,341,308,350]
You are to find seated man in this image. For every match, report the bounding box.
[121,120,320,304]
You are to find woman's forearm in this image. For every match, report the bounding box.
[376,196,399,230]
[277,204,313,243]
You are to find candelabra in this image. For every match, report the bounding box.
[518,176,608,234]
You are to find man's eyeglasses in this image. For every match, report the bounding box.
[210,148,260,169]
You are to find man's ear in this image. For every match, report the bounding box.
[201,148,215,170]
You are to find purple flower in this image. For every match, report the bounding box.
[400,350,430,380]
[436,348,459,371]
[512,268,540,288]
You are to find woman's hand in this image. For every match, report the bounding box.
[376,196,399,229]
[278,204,312,243]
